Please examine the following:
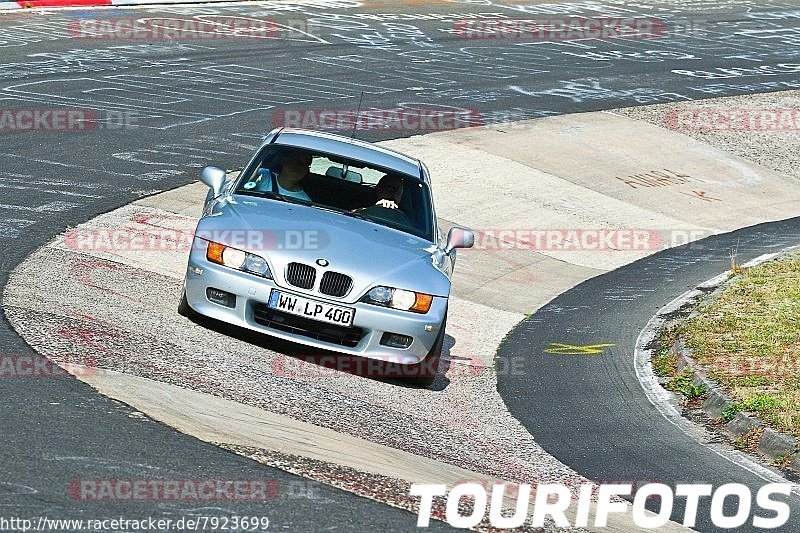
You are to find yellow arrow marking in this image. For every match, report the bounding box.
[544,343,616,355]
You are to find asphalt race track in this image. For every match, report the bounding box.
[497,219,800,532]
[3,0,800,529]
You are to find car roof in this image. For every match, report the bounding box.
[265,128,426,182]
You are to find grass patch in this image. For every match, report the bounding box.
[721,402,743,423]
[651,324,684,378]
[734,427,765,453]
[683,251,800,438]
[729,248,746,278]
[653,354,679,377]
[665,369,707,399]
[726,375,771,387]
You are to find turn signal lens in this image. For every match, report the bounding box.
[207,241,225,264]
[411,293,433,313]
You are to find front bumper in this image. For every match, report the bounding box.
[182,247,448,365]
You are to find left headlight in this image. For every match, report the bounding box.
[205,240,273,279]
[361,286,433,313]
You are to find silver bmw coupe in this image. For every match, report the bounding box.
[179,128,474,386]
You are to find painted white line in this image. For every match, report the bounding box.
[633,249,800,495]
[0,218,35,238]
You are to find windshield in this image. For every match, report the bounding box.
[235,145,435,241]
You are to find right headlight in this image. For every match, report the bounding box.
[361,286,433,313]
[205,240,273,279]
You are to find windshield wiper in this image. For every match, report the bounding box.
[337,210,371,221]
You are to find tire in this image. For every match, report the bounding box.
[177,289,199,319]
[404,315,446,388]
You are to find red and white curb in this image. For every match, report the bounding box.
[1,0,112,9]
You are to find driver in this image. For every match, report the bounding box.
[251,150,312,201]
[358,175,411,226]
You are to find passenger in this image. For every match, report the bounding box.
[253,150,312,201]
[358,175,411,227]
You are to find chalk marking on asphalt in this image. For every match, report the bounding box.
[544,342,615,355]
[634,255,800,496]
[0,482,38,497]
[0,218,35,238]
[0,152,147,178]
[0,201,80,212]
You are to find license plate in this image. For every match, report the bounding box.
[268,289,355,327]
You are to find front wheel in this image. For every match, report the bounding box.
[177,289,199,319]
[404,315,446,388]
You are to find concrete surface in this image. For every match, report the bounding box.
[614,90,800,182]
[74,366,687,532]
[9,102,800,530]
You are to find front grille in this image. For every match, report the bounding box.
[286,262,316,289]
[252,304,364,348]
[319,271,353,297]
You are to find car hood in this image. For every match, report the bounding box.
[197,196,451,300]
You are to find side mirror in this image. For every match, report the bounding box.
[200,166,227,197]
[445,227,474,254]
